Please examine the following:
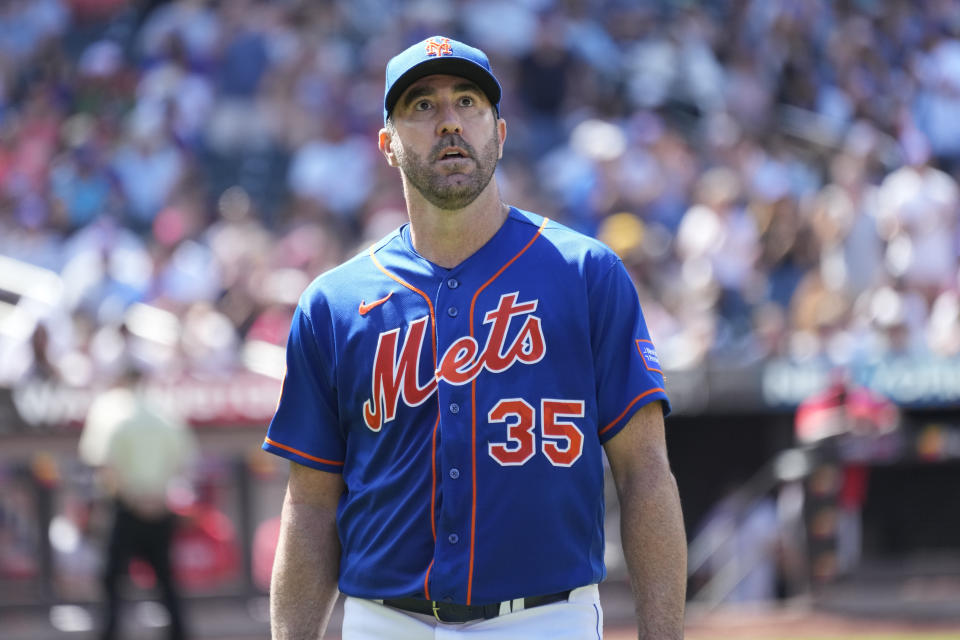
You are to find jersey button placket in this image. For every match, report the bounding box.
[433,273,470,602]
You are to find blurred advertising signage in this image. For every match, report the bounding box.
[762,357,960,408]
[660,366,766,415]
[1,374,282,432]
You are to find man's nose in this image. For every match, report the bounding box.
[436,102,463,136]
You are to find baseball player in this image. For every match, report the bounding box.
[263,36,687,639]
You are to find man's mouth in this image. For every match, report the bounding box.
[436,146,470,161]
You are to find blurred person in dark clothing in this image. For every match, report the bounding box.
[78,366,196,640]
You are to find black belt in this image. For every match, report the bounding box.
[381,590,572,623]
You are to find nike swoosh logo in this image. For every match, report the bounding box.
[359,292,393,316]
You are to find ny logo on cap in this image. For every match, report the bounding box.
[425,37,453,57]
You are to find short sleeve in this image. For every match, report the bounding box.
[262,301,346,472]
[589,259,670,444]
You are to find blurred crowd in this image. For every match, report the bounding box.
[1,0,960,390]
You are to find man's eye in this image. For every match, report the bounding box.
[459,96,475,107]
[415,100,432,111]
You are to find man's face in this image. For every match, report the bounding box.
[382,74,505,210]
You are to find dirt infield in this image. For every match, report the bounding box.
[597,575,960,639]
[674,605,960,640]
[603,614,960,639]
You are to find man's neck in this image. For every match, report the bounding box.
[404,183,509,269]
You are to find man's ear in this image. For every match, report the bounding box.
[379,127,400,167]
[497,117,507,160]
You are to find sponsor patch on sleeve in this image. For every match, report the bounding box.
[635,339,662,374]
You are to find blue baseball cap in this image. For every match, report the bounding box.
[383,36,502,123]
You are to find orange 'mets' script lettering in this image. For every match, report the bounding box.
[359,292,393,316]
[362,292,546,432]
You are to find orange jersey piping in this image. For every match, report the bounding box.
[423,558,435,600]
[429,414,440,545]
[465,216,548,604]
[369,245,442,598]
[598,387,667,437]
[263,437,344,467]
[369,247,438,367]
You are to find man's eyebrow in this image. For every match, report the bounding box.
[452,82,483,95]
[400,85,434,109]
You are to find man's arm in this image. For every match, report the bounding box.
[271,461,345,639]
[604,401,686,640]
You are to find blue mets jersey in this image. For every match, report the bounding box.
[262,207,670,606]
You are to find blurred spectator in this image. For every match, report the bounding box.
[49,140,117,231]
[514,13,574,158]
[135,34,215,148]
[138,0,220,67]
[111,106,186,231]
[876,137,959,299]
[59,216,152,324]
[794,375,900,444]
[25,322,61,382]
[286,117,376,222]
[794,377,900,580]
[171,474,240,591]
[676,167,759,324]
[0,0,69,64]
[78,365,197,640]
[914,34,960,170]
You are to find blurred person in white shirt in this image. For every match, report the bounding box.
[78,364,196,640]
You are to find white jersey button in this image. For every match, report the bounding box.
[449,403,460,414]
[447,278,459,289]
[447,306,458,317]
[448,533,459,544]
[449,467,460,479]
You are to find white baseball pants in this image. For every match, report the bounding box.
[342,584,603,639]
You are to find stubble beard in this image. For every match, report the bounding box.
[396,127,500,210]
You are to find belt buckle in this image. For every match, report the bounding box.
[431,600,441,622]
